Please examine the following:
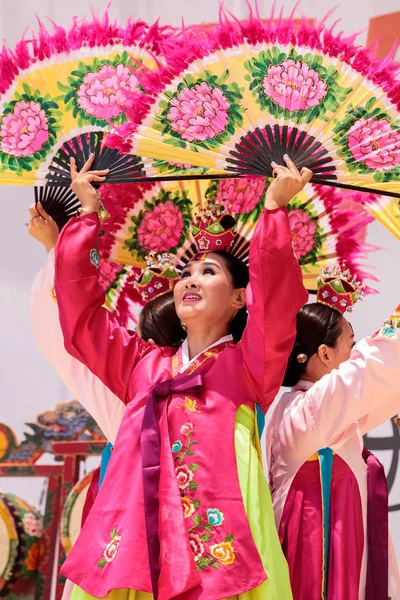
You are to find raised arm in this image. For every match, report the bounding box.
[55,210,153,403]
[30,248,125,443]
[240,157,311,412]
[277,308,400,462]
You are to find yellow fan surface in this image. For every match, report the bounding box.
[130,42,400,197]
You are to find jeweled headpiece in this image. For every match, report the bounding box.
[317,263,365,314]
[190,201,237,253]
[132,252,178,303]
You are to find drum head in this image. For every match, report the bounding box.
[61,471,94,554]
[0,492,43,595]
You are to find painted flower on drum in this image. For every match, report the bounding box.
[209,539,236,565]
[189,532,205,562]
[263,59,328,112]
[0,100,49,156]
[175,464,194,490]
[167,82,230,142]
[288,208,318,260]
[22,512,43,538]
[77,64,138,121]
[347,117,400,171]
[216,178,266,216]
[137,199,184,253]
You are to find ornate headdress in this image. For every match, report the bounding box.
[132,253,179,303]
[190,201,237,254]
[316,263,365,314]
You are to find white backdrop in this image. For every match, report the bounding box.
[0,0,399,574]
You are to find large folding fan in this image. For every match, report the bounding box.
[115,7,400,198]
[0,9,172,188]
[98,178,376,293]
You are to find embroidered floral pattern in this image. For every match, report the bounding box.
[155,70,243,150]
[98,528,121,568]
[333,98,400,182]
[245,48,351,124]
[176,397,202,413]
[90,249,100,268]
[172,440,183,452]
[173,421,236,571]
[175,463,195,489]
[57,53,139,127]
[182,496,196,519]
[209,539,236,565]
[207,508,224,527]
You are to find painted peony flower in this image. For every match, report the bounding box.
[207,508,224,527]
[0,100,49,156]
[24,539,47,571]
[216,178,265,215]
[189,532,205,562]
[98,261,123,290]
[209,540,236,565]
[22,512,43,538]
[263,59,328,112]
[288,208,318,259]
[347,117,400,171]
[181,496,196,519]
[180,422,194,436]
[167,82,230,142]
[77,64,138,120]
[137,200,184,253]
[175,464,194,490]
[172,440,183,453]
[103,534,121,563]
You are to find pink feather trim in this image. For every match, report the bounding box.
[113,2,400,147]
[314,184,379,294]
[0,7,175,96]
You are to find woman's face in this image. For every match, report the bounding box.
[174,253,245,331]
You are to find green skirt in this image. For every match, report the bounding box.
[70,405,292,600]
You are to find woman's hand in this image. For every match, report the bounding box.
[265,155,313,210]
[70,154,109,213]
[27,203,59,253]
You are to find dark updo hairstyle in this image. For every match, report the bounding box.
[139,291,185,348]
[283,302,344,387]
[212,250,250,343]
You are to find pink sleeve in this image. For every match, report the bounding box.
[240,207,308,412]
[278,323,400,462]
[30,250,125,443]
[54,213,154,404]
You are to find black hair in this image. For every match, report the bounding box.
[283,302,344,387]
[212,250,250,343]
[139,291,185,348]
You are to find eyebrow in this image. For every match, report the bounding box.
[182,260,222,271]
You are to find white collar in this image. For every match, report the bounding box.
[180,334,233,373]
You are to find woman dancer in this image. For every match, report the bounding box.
[54,154,312,600]
[28,206,185,600]
[267,265,400,599]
